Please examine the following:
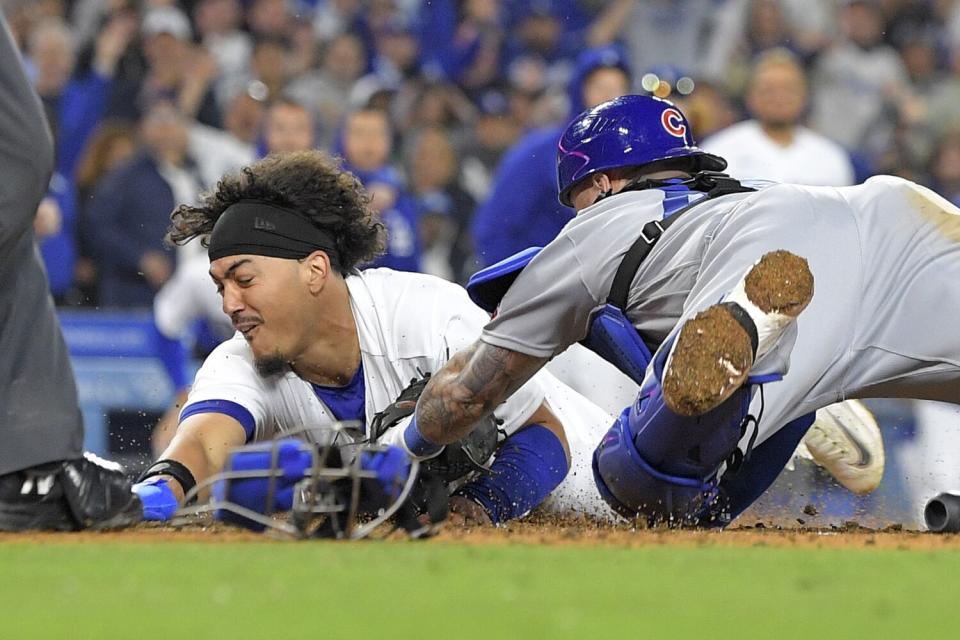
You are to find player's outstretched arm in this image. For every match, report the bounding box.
[414,339,549,447]
[132,413,246,520]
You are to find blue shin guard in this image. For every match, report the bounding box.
[592,329,776,526]
[593,385,753,526]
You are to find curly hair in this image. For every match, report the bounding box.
[168,150,384,273]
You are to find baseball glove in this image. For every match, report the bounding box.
[370,373,502,483]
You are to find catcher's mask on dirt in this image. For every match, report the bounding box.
[174,424,448,540]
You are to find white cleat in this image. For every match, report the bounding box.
[798,399,885,495]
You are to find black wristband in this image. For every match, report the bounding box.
[137,459,197,502]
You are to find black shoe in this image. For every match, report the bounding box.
[0,453,143,532]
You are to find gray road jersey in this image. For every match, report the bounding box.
[0,19,83,474]
[484,188,756,357]
[484,177,960,444]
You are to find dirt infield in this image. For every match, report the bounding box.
[2,516,958,550]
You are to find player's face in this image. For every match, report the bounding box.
[210,254,311,367]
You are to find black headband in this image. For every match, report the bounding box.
[207,200,341,265]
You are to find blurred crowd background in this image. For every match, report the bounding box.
[8,0,960,526]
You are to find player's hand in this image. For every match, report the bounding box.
[448,495,492,527]
[131,477,178,521]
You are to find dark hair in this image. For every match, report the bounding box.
[168,150,384,272]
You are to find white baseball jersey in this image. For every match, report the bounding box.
[182,268,617,519]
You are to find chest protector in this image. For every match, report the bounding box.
[466,173,755,384]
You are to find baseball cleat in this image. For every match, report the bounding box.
[0,453,142,532]
[662,250,814,416]
[801,399,885,495]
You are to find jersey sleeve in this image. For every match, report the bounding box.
[482,234,603,359]
[180,337,273,442]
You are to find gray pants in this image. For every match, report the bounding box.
[0,18,83,474]
[675,176,960,446]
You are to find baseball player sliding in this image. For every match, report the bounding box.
[404,94,960,527]
[133,145,883,530]
[132,150,621,526]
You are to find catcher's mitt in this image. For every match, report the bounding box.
[370,373,502,483]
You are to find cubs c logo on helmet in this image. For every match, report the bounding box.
[661,108,687,138]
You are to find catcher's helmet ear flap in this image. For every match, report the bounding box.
[556,94,727,206]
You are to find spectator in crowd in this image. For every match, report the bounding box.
[672,78,739,141]
[247,0,293,40]
[703,49,855,187]
[470,45,631,268]
[192,0,252,107]
[928,131,960,206]
[888,30,949,169]
[400,81,477,145]
[246,35,292,104]
[71,120,137,307]
[189,90,263,190]
[504,2,581,92]
[340,106,420,272]
[107,5,221,128]
[588,0,719,78]
[809,0,908,152]
[701,0,805,92]
[85,102,199,307]
[369,15,421,84]
[262,97,316,154]
[286,32,367,149]
[27,13,136,300]
[28,13,135,179]
[406,126,476,282]
[421,0,506,90]
[458,87,523,203]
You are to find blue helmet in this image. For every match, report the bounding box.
[557,95,726,206]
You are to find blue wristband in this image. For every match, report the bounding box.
[402,415,444,458]
[132,477,178,521]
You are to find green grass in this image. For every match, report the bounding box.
[0,542,956,639]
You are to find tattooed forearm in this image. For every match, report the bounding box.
[417,339,547,444]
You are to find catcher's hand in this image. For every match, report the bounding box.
[448,495,492,527]
[370,373,502,482]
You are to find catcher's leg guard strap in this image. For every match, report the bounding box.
[718,412,815,522]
